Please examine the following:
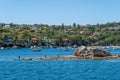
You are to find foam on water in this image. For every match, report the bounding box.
[104,59,120,62]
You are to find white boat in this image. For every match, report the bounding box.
[32,47,41,52]
[30,46,34,49]
[0,47,4,50]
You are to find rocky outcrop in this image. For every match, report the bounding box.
[16,46,120,61]
[74,46,110,57]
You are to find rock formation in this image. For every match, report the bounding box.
[74,46,110,57]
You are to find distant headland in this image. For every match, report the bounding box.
[0,22,120,49]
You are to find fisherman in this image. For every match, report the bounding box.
[57,55,59,58]
[45,55,47,58]
[18,56,20,60]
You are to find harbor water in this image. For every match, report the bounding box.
[0,48,120,80]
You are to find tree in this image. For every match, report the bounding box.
[73,23,76,27]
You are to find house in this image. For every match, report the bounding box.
[63,38,69,42]
[3,24,10,28]
[48,39,55,45]
[3,38,13,44]
[32,38,38,43]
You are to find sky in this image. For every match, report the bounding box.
[0,0,120,25]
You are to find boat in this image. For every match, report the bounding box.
[63,47,69,51]
[0,47,4,50]
[32,47,41,52]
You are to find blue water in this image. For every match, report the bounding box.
[0,48,120,80]
[0,48,74,60]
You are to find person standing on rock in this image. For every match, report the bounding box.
[18,56,20,60]
[45,55,47,58]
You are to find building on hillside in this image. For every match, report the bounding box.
[3,24,10,28]
[3,38,13,45]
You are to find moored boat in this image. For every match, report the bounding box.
[63,47,69,51]
[0,47,4,50]
[32,47,41,52]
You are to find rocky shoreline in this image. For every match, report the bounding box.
[18,54,120,61]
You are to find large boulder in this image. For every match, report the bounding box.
[74,46,87,56]
[74,46,110,57]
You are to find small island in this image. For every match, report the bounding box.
[19,46,120,60]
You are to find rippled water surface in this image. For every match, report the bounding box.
[0,48,74,60]
[0,48,120,80]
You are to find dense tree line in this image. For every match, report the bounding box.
[0,22,120,48]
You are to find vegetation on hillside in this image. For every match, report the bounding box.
[0,22,120,48]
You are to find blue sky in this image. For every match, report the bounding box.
[0,0,120,25]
